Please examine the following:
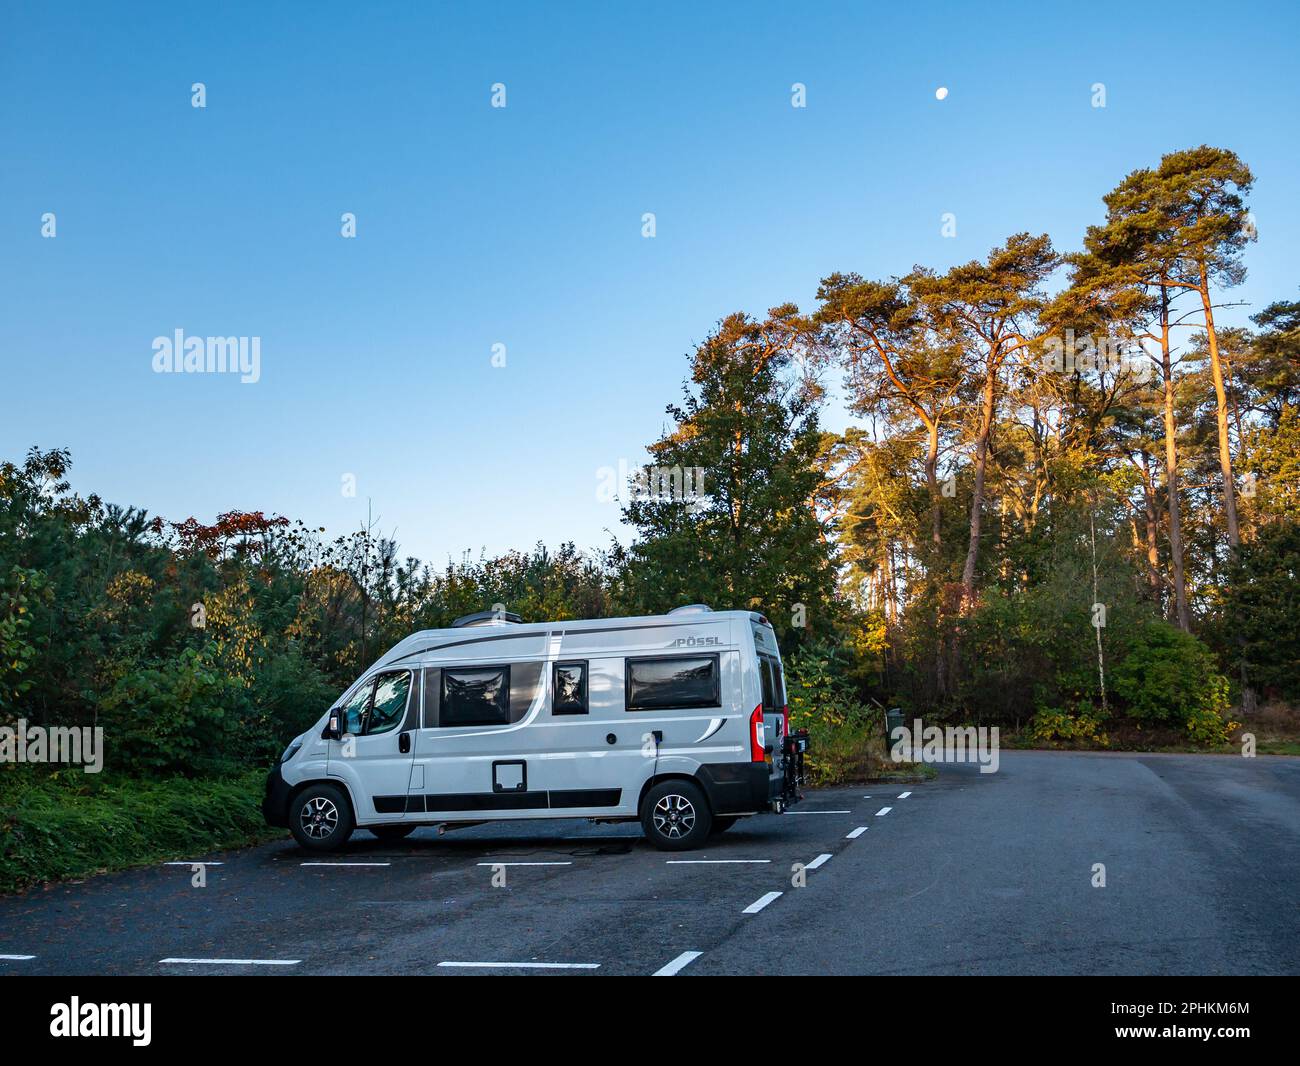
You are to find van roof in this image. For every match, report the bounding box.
[371,609,771,671]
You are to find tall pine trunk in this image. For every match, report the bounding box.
[1198,266,1240,549]
[960,365,997,606]
[1159,288,1191,631]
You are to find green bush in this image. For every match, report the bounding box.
[1217,519,1300,701]
[97,645,251,776]
[785,641,884,784]
[0,767,272,894]
[1028,703,1109,747]
[1112,622,1233,741]
[241,646,340,764]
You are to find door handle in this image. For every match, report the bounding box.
[399,732,411,754]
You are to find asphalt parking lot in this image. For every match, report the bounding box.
[2,751,1297,976]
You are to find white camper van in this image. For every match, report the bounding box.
[263,606,808,851]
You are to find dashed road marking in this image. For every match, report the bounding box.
[785,810,851,815]
[301,862,391,867]
[0,954,35,961]
[743,891,783,914]
[653,951,703,976]
[437,961,599,970]
[846,826,869,839]
[475,861,572,867]
[805,853,832,870]
[876,806,893,816]
[164,861,225,866]
[666,859,770,864]
[160,958,300,966]
[898,791,912,799]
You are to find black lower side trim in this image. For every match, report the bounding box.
[550,788,621,809]
[695,762,773,815]
[373,788,622,814]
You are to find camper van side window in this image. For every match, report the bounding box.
[553,661,588,715]
[625,655,720,711]
[759,656,779,713]
[442,665,511,727]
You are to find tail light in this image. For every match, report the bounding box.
[750,704,767,762]
[782,704,790,739]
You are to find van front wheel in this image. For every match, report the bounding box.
[641,780,712,851]
[289,784,354,852]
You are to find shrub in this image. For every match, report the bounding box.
[784,641,884,784]
[1112,622,1233,742]
[1217,519,1300,701]
[97,645,251,775]
[1028,703,1109,747]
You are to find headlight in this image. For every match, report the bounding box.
[280,741,302,763]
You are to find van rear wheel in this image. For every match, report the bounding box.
[641,780,712,851]
[289,783,354,852]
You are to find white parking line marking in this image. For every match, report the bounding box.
[475,861,573,867]
[0,954,36,960]
[805,853,832,870]
[743,891,783,914]
[164,861,224,866]
[876,806,893,816]
[666,859,771,864]
[300,862,391,867]
[159,958,300,966]
[437,961,599,970]
[653,951,703,976]
[898,791,912,799]
[846,826,868,839]
[785,810,851,815]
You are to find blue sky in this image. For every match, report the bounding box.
[3,0,1298,565]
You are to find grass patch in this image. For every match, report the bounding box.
[799,720,938,785]
[1005,701,1300,756]
[0,765,275,895]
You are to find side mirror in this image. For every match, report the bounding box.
[322,712,341,740]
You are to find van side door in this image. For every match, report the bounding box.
[326,669,419,822]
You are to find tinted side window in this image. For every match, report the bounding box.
[553,661,588,715]
[626,655,720,711]
[368,671,411,735]
[442,666,511,726]
[759,656,778,712]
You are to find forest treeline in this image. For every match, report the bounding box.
[3,144,1298,781]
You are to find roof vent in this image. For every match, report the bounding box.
[451,610,524,628]
[667,604,713,616]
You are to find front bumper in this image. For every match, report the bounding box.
[262,764,292,827]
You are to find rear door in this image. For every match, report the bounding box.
[751,620,787,794]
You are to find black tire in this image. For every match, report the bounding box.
[289,783,355,852]
[640,780,713,851]
[711,816,739,835]
[369,824,415,841]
